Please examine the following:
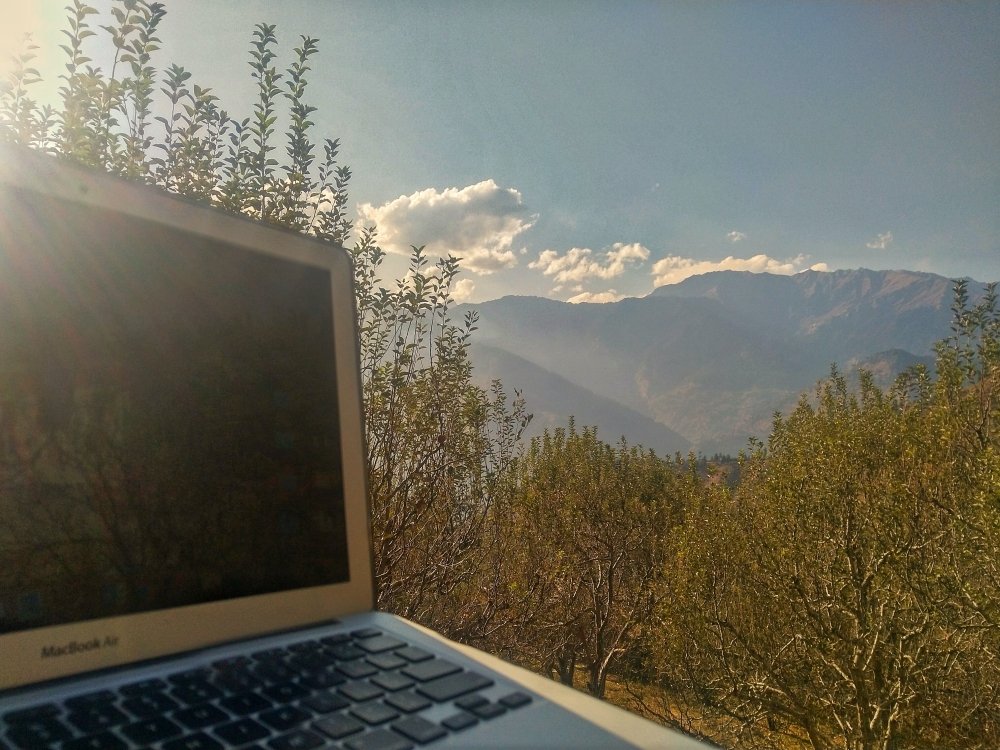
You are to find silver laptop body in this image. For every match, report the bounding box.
[0,145,701,749]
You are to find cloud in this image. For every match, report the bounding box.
[528,242,650,283]
[452,278,475,302]
[357,180,536,275]
[566,289,626,304]
[866,231,893,250]
[651,253,823,287]
[727,231,747,243]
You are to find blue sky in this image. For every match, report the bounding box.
[4,1,998,302]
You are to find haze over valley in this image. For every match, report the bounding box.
[462,268,983,455]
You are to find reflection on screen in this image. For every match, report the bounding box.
[0,190,349,634]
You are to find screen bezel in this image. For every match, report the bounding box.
[0,145,375,690]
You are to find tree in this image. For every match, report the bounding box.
[498,423,681,698]
[353,238,529,637]
[651,284,999,749]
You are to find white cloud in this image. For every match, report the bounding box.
[452,278,475,302]
[727,231,747,243]
[357,180,536,275]
[528,242,650,283]
[566,289,625,304]
[651,253,822,287]
[866,231,893,250]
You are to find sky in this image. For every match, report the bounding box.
[3,1,998,303]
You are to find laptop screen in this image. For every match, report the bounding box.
[0,186,351,635]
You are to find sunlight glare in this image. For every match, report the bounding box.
[0,1,42,75]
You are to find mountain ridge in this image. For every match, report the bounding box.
[459,269,992,454]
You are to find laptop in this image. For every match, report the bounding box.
[0,145,702,749]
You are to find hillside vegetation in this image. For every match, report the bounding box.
[3,4,997,748]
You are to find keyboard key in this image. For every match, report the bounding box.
[268,728,325,749]
[320,633,351,647]
[401,659,460,682]
[441,712,478,732]
[214,666,263,692]
[367,653,408,671]
[163,732,224,750]
[67,704,129,733]
[356,635,406,654]
[174,703,231,730]
[499,691,533,709]
[384,691,431,714]
[350,628,382,639]
[3,703,61,723]
[287,639,325,654]
[259,705,311,732]
[123,692,180,719]
[394,647,432,663]
[290,651,339,671]
[350,702,399,726]
[263,682,310,703]
[391,715,447,744]
[339,682,383,702]
[371,672,414,692]
[255,661,298,684]
[303,691,350,714]
[314,713,364,739]
[65,691,116,710]
[344,728,414,750]
[454,694,488,710]
[338,660,378,680]
[330,644,367,661]
[300,668,346,689]
[63,732,128,750]
[172,680,224,706]
[470,702,507,720]
[121,716,183,744]
[214,717,270,745]
[221,692,272,716]
[416,671,493,702]
[5,716,74,748]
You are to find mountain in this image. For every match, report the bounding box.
[470,342,690,456]
[651,268,961,363]
[459,269,990,454]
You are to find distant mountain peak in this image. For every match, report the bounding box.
[462,268,992,454]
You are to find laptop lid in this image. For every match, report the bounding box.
[0,145,374,690]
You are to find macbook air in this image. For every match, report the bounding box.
[0,144,703,749]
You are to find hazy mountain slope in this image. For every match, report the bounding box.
[459,269,991,454]
[463,295,809,412]
[469,342,690,457]
[652,269,977,362]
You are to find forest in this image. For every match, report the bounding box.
[2,4,997,748]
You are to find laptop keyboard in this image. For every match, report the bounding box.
[1,627,533,749]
